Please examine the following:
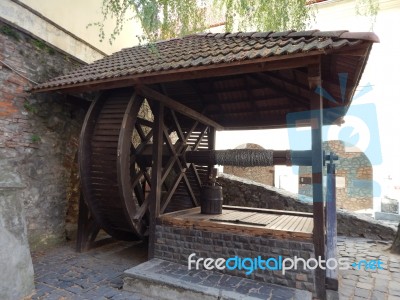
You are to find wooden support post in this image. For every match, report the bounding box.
[76,192,89,252]
[76,192,101,252]
[326,157,338,290]
[208,127,216,178]
[309,62,326,300]
[148,102,164,259]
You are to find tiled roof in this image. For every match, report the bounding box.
[33,30,379,92]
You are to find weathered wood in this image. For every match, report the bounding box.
[148,102,164,259]
[223,205,312,217]
[158,207,313,241]
[184,149,313,166]
[161,173,185,213]
[250,72,310,107]
[309,62,326,300]
[117,92,148,235]
[326,159,338,290]
[139,85,223,130]
[207,127,216,179]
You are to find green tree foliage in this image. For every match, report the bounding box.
[91,0,379,44]
[91,0,316,44]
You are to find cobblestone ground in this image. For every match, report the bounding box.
[338,236,400,300]
[28,236,400,299]
[29,240,152,300]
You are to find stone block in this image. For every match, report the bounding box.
[0,186,34,300]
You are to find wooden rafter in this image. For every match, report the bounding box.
[139,85,223,130]
[250,73,310,107]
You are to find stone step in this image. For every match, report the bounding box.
[123,258,312,300]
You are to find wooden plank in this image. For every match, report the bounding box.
[159,213,312,241]
[286,216,303,232]
[267,215,292,230]
[279,216,298,231]
[160,206,201,218]
[309,62,326,300]
[303,218,314,233]
[158,208,314,242]
[210,211,255,222]
[241,213,279,225]
[139,85,223,130]
[223,205,312,217]
[161,173,184,213]
[293,217,308,232]
[274,215,298,231]
[91,135,119,142]
[148,102,164,259]
[326,162,338,290]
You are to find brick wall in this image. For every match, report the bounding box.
[154,224,316,294]
[0,21,89,250]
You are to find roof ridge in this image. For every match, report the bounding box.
[193,29,379,42]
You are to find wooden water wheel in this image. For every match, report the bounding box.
[78,88,213,242]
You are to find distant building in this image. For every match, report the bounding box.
[223,143,275,186]
[299,140,373,212]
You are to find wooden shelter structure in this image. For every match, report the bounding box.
[33,30,378,299]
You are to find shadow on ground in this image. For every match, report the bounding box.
[30,240,151,299]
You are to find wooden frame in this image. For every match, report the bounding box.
[158,206,313,241]
[308,62,326,299]
[147,95,214,258]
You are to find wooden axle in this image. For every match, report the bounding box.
[185,149,314,166]
[136,145,316,166]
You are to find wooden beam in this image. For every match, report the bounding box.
[223,205,313,217]
[327,43,371,56]
[250,73,310,107]
[139,85,223,130]
[207,103,299,117]
[309,62,326,300]
[207,127,216,178]
[148,102,164,259]
[326,160,338,290]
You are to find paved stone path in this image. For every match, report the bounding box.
[29,236,400,299]
[338,236,400,300]
[30,240,151,299]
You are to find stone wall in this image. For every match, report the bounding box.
[223,143,274,186]
[154,224,316,294]
[219,173,396,240]
[0,21,88,250]
[382,197,399,214]
[0,174,34,299]
[299,141,373,212]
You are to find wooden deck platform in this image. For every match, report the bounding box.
[158,205,314,241]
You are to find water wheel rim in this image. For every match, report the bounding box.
[79,88,147,240]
